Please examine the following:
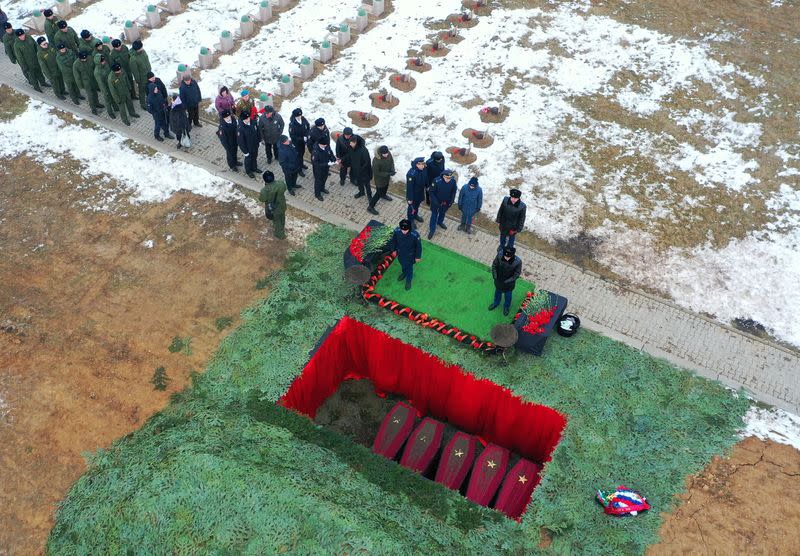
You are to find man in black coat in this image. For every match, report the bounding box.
[216,109,240,171]
[311,135,336,201]
[257,105,284,164]
[307,117,329,152]
[178,75,202,127]
[427,169,457,240]
[237,111,260,178]
[425,151,445,206]
[346,135,376,214]
[277,134,302,196]
[496,188,527,252]
[489,247,522,316]
[389,219,422,291]
[145,71,167,97]
[288,107,310,172]
[146,81,171,141]
[335,126,354,186]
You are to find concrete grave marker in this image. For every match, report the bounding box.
[257,1,273,22]
[198,46,212,69]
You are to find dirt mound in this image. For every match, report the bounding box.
[649,437,800,555]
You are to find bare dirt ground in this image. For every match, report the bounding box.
[650,437,800,555]
[0,152,291,553]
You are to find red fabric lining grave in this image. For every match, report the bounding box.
[279,316,567,465]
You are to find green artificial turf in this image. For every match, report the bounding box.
[374,240,535,339]
[47,225,749,555]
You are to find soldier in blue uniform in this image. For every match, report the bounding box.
[405,157,427,227]
[427,169,457,240]
[389,219,422,291]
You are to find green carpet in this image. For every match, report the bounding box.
[374,240,535,339]
[48,226,749,555]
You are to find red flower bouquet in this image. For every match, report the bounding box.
[349,226,372,262]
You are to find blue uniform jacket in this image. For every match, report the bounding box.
[425,156,445,187]
[429,176,457,207]
[277,141,301,173]
[389,227,422,265]
[405,163,428,202]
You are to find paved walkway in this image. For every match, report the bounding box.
[2,58,797,414]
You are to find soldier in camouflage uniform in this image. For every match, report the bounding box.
[54,20,79,53]
[56,43,81,104]
[93,53,117,118]
[108,39,136,99]
[13,29,48,91]
[128,40,151,111]
[73,51,101,114]
[36,37,65,99]
[108,63,139,126]
[3,23,17,64]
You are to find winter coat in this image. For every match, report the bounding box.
[345,135,372,185]
[93,54,112,97]
[53,27,79,53]
[214,93,235,115]
[44,17,58,45]
[128,49,151,86]
[258,112,284,144]
[389,228,422,265]
[429,175,457,207]
[0,9,7,29]
[425,152,445,187]
[277,141,301,174]
[492,254,522,293]
[108,46,132,76]
[237,119,260,155]
[234,97,255,120]
[216,118,237,149]
[458,184,483,216]
[259,181,287,214]
[307,125,329,151]
[405,160,427,202]
[12,35,38,74]
[37,44,60,85]
[107,70,132,104]
[72,57,98,91]
[288,116,310,144]
[56,49,77,84]
[3,31,16,64]
[311,142,336,169]
[169,99,191,137]
[495,196,527,233]
[178,78,202,108]
[335,133,352,160]
[372,153,395,188]
[147,86,168,118]
[77,37,95,57]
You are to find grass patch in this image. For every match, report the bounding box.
[0,84,28,122]
[374,240,535,339]
[150,366,169,391]
[215,316,234,331]
[48,225,748,555]
[167,335,192,355]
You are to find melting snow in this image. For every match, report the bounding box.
[742,406,800,451]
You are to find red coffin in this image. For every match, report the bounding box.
[400,418,444,473]
[373,402,416,459]
[435,432,478,490]
[494,458,543,520]
[466,444,510,506]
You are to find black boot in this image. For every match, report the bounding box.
[414,215,424,223]
[367,206,379,216]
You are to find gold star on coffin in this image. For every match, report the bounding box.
[453,449,465,458]
[419,435,427,442]
[518,475,528,484]
[392,417,401,424]
[487,459,497,469]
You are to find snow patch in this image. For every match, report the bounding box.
[742,406,800,451]
[0,101,245,208]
